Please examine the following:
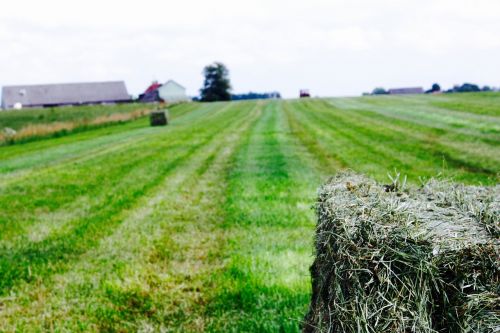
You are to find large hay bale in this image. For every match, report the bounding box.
[150,110,169,126]
[304,172,499,333]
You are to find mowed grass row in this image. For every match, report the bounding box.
[0,94,499,331]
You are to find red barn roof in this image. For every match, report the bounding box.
[144,81,162,94]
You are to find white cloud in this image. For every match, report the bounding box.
[0,0,499,97]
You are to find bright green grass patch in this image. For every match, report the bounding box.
[204,101,325,332]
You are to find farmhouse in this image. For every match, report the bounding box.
[388,87,424,95]
[138,80,189,104]
[158,80,190,103]
[1,81,131,110]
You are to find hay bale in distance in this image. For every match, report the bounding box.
[303,172,499,333]
[150,110,169,126]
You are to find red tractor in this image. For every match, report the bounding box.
[300,89,311,98]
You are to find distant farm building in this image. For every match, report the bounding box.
[158,80,189,103]
[1,81,131,110]
[300,89,311,98]
[138,81,163,103]
[139,80,189,104]
[388,87,424,95]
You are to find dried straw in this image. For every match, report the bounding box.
[303,172,499,333]
[0,109,150,145]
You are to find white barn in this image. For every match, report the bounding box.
[158,80,190,103]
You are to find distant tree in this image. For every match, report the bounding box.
[200,62,232,102]
[231,91,281,101]
[426,83,441,94]
[431,83,441,92]
[482,86,492,92]
[372,87,388,95]
[454,83,480,93]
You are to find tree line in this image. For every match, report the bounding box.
[368,83,496,95]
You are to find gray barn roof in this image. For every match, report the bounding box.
[1,81,131,109]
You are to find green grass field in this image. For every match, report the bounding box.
[0,94,498,332]
[0,103,153,146]
[0,103,146,131]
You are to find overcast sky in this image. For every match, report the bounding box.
[1,0,499,98]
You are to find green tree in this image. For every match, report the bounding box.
[372,87,388,95]
[200,62,232,102]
